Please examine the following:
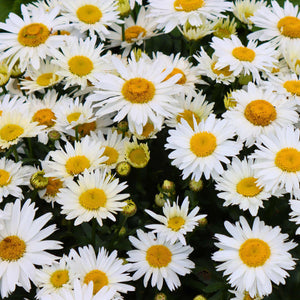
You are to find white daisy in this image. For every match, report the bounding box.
[56,168,129,226]
[212,216,297,298]
[69,245,134,296]
[165,114,242,181]
[222,82,299,146]
[0,94,28,115]
[127,230,195,291]
[0,199,62,298]
[211,35,278,83]
[38,176,65,205]
[145,196,206,245]
[0,5,65,71]
[124,137,150,168]
[281,39,300,75]
[129,117,164,140]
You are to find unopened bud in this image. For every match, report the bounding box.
[122,199,137,217]
[117,0,131,17]
[30,170,49,190]
[116,161,131,177]
[189,179,203,192]
[48,130,61,141]
[154,293,167,300]
[117,120,129,133]
[161,180,175,193]
[154,192,166,207]
[193,295,207,300]
[198,217,208,227]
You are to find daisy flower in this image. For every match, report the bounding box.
[42,135,106,179]
[212,216,297,298]
[52,36,112,90]
[0,157,34,202]
[165,114,242,181]
[222,82,299,146]
[0,199,62,298]
[211,35,278,83]
[56,168,129,226]
[69,245,134,296]
[215,157,282,216]
[248,0,300,49]
[127,230,194,291]
[0,5,65,71]
[0,94,28,115]
[129,117,164,140]
[38,176,65,205]
[289,199,300,235]
[88,53,182,135]
[124,137,150,168]
[281,39,300,75]
[251,126,300,197]
[230,289,262,300]
[145,196,206,245]
[60,0,122,40]
[147,0,232,33]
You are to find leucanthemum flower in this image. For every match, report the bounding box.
[124,137,150,168]
[0,199,62,298]
[281,39,300,75]
[215,157,282,216]
[212,216,297,298]
[69,245,134,296]
[60,0,122,39]
[145,196,206,245]
[230,289,262,300]
[127,230,195,291]
[56,168,129,226]
[147,0,232,33]
[38,176,65,205]
[211,35,278,83]
[0,94,27,115]
[213,17,237,39]
[222,82,299,146]
[251,126,300,197]
[129,117,164,140]
[165,114,242,181]
[0,5,65,71]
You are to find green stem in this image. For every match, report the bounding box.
[75,126,79,142]
[13,145,19,162]
[121,23,125,42]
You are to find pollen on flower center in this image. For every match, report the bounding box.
[50,270,69,288]
[168,216,185,231]
[0,169,11,187]
[102,146,119,165]
[190,132,217,157]
[0,124,24,142]
[67,112,81,124]
[0,235,26,261]
[275,147,300,172]
[244,99,277,126]
[65,155,90,176]
[76,121,96,137]
[164,68,187,85]
[277,16,300,38]
[142,123,155,138]
[84,270,108,295]
[174,0,205,12]
[18,23,50,47]
[236,177,263,197]
[146,245,172,267]
[32,108,56,127]
[283,80,300,96]
[177,109,201,129]
[211,61,233,76]
[122,78,155,103]
[125,25,147,43]
[128,148,148,166]
[68,56,94,77]
[239,238,270,267]
[76,5,102,24]
[232,46,256,62]
[45,177,63,197]
[36,73,59,87]
[79,188,107,210]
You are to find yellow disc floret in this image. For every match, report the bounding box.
[164,68,187,85]
[177,109,201,129]
[275,147,300,172]
[67,112,81,124]
[211,61,233,76]
[168,216,185,231]
[76,5,102,24]
[0,124,24,142]
[36,73,59,87]
[18,23,50,47]
[122,78,155,103]
[102,146,119,165]
[174,0,205,12]
[190,132,217,157]
[277,16,300,38]
[32,108,56,127]
[125,26,147,43]
[236,177,263,197]
[283,80,300,96]
[232,46,256,62]
[0,235,26,261]
[79,188,107,210]
[65,155,90,176]
[0,169,10,187]
[146,245,172,267]
[84,270,108,294]
[68,56,94,77]
[50,270,69,288]
[239,238,271,267]
[45,177,63,197]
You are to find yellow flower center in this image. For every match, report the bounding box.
[277,16,300,38]
[76,5,102,24]
[164,68,187,85]
[84,270,108,295]
[142,123,154,138]
[68,56,94,77]
[244,100,277,126]
[0,169,11,187]
[36,72,59,87]
[239,238,271,267]
[275,147,300,172]
[236,177,263,197]
[128,148,148,167]
[146,245,172,268]
[243,292,255,300]
[125,25,147,43]
[283,80,300,96]
[211,61,233,76]
[32,108,56,127]
[79,188,107,210]
[67,112,81,124]
[190,132,217,157]
[76,121,96,137]
[65,155,90,176]
[232,46,256,62]
[0,124,24,142]
[102,146,119,165]
[0,236,26,261]
[50,270,69,288]
[168,216,185,231]
[177,109,201,129]
[122,78,155,103]
[174,0,205,12]
[45,177,63,197]
[18,23,50,47]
